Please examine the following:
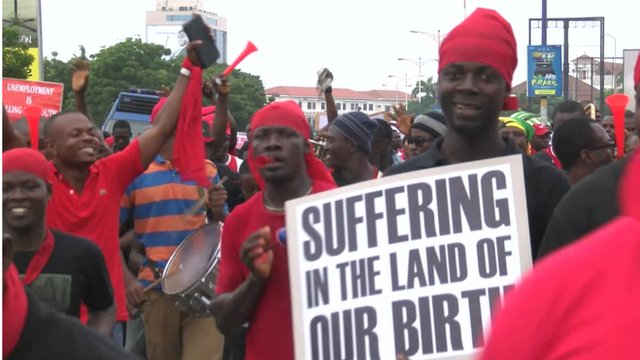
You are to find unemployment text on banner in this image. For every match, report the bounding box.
[3,78,64,121]
[286,155,532,360]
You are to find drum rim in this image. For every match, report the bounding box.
[162,222,221,295]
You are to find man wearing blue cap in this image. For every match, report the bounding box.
[324,111,379,186]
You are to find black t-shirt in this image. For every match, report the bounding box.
[385,137,571,259]
[13,230,113,317]
[215,162,244,212]
[533,149,554,165]
[537,156,629,259]
[8,292,140,360]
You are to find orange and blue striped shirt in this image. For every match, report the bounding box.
[120,156,221,286]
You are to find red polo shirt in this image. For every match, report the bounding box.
[46,139,145,321]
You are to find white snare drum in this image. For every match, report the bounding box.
[162,223,221,315]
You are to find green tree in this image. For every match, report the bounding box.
[43,52,75,110]
[88,38,176,123]
[202,64,266,131]
[2,25,35,79]
[408,76,439,114]
[43,38,266,128]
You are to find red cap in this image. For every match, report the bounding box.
[439,8,517,91]
[533,123,551,136]
[3,148,52,183]
[247,101,335,189]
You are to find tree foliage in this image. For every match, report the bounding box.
[2,26,35,79]
[43,38,266,127]
[408,76,439,114]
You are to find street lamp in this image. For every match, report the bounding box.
[388,74,408,108]
[398,58,438,111]
[605,33,617,91]
[409,29,445,48]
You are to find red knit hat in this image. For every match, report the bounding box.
[247,101,335,189]
[634,53,640,89]
[439,8,518,108]
[3,147,52,183]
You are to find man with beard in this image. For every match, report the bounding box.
[385,8,570,258]
[212,101,335,360]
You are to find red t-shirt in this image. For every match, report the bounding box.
[46,139,145,322]
[480,216,640,360]
[216,180,336,360]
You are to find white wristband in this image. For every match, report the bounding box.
[180,67,191,78]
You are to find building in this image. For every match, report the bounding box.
[145,0,227,62]
[572,54,623,91]
[512,75,598,103]
[265,86,409,130]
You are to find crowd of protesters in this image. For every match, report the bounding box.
[3,7,640,360]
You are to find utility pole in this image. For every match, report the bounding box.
[540,0,549,124]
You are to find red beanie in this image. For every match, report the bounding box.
[439,8,517,91]
[3,148,51,183]
[634,53,640,89]
[247,101,335,189]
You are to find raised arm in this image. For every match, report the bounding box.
[136,41,203,168]
[71,59,91,119]
[324,87,338,123]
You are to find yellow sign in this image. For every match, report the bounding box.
[27,47,40,81]
[534,89,556,95]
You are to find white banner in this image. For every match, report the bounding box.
[286,155,532,360]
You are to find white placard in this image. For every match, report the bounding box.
[286,155,532,360]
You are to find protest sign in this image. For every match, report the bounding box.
[3,78,64,121]
[286,155,532,360]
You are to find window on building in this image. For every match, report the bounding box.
[298,102,302,108]
[205,17,218,26]
[369,104,374,111]
[166,15,193,22]
[351,103,356,110]
[178,6,188,11]
[336,103,341,110]
[321,102,326,110]
[307,102,316,110]
[385,106,391,112]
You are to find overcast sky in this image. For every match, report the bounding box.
[41,0,638,92]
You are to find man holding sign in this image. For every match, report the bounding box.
[213,101,335,360]
[385,8,570,258]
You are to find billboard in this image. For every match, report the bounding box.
[623,49,640,112]
[2,0,43,80]
[527,45,563,97]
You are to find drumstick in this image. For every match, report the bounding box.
[143,267,180,293]
[185,176,228,216]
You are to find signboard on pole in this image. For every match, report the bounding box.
[3,0,43,80]
[527,45,563,97]
[286,155,533,360]
[3,78,64,121]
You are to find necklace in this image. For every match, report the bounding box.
[263,186,313,212]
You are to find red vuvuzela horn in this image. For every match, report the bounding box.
[605,94,629,159]
[222,41,257,76]
[24,105,42,151]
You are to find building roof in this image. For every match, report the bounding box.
[265,86,408,101]
[512,75,599,102]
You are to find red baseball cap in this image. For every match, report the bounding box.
[533,123,551,136]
